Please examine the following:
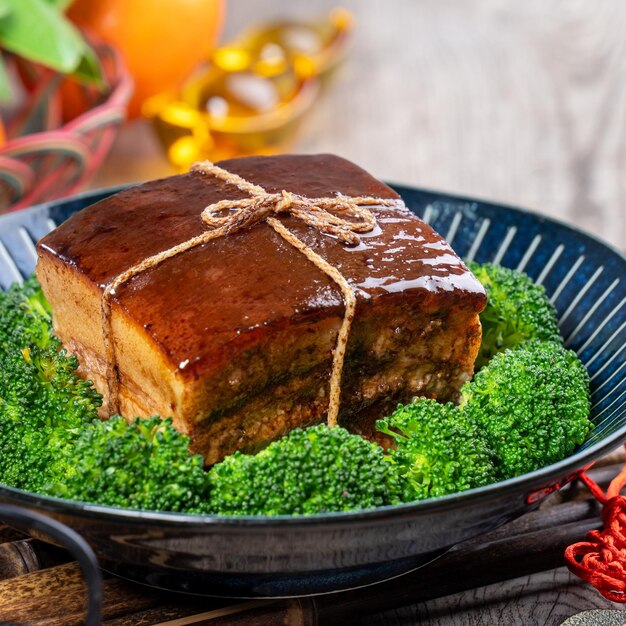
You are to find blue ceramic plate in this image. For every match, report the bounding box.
[0,184,625,598]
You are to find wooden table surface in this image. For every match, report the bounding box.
[87,2,626,624]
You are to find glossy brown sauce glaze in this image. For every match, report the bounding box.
[38,154,486,379]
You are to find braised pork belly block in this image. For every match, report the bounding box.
[36,154,486,465]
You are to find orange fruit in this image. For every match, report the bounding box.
[68,0,225,118]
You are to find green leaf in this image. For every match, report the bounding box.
[73,45,104,88]
[0,0,86,74]
[0,1,11,20]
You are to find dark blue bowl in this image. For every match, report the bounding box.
[0,184,625,598]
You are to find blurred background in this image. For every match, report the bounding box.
[0,0,624,249]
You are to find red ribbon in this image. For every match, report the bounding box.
[565,445,626,602]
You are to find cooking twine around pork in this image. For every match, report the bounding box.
[101,160,397,427]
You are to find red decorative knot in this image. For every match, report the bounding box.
[565,445,626,602]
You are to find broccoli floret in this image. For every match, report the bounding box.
[376,341,591,497]
[53,415,210,513]
[0,276,54,354]
[208,424,405,515]
[0,278,101,492]
[1,278,209,513]
[461,341,591,479]
[377,400,497,500]
[0,346,99,491]
[468,262,562,369]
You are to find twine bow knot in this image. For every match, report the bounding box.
[200,182,385,246]
[102,160,396,428]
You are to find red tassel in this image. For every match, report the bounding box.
[565,445,626,602]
